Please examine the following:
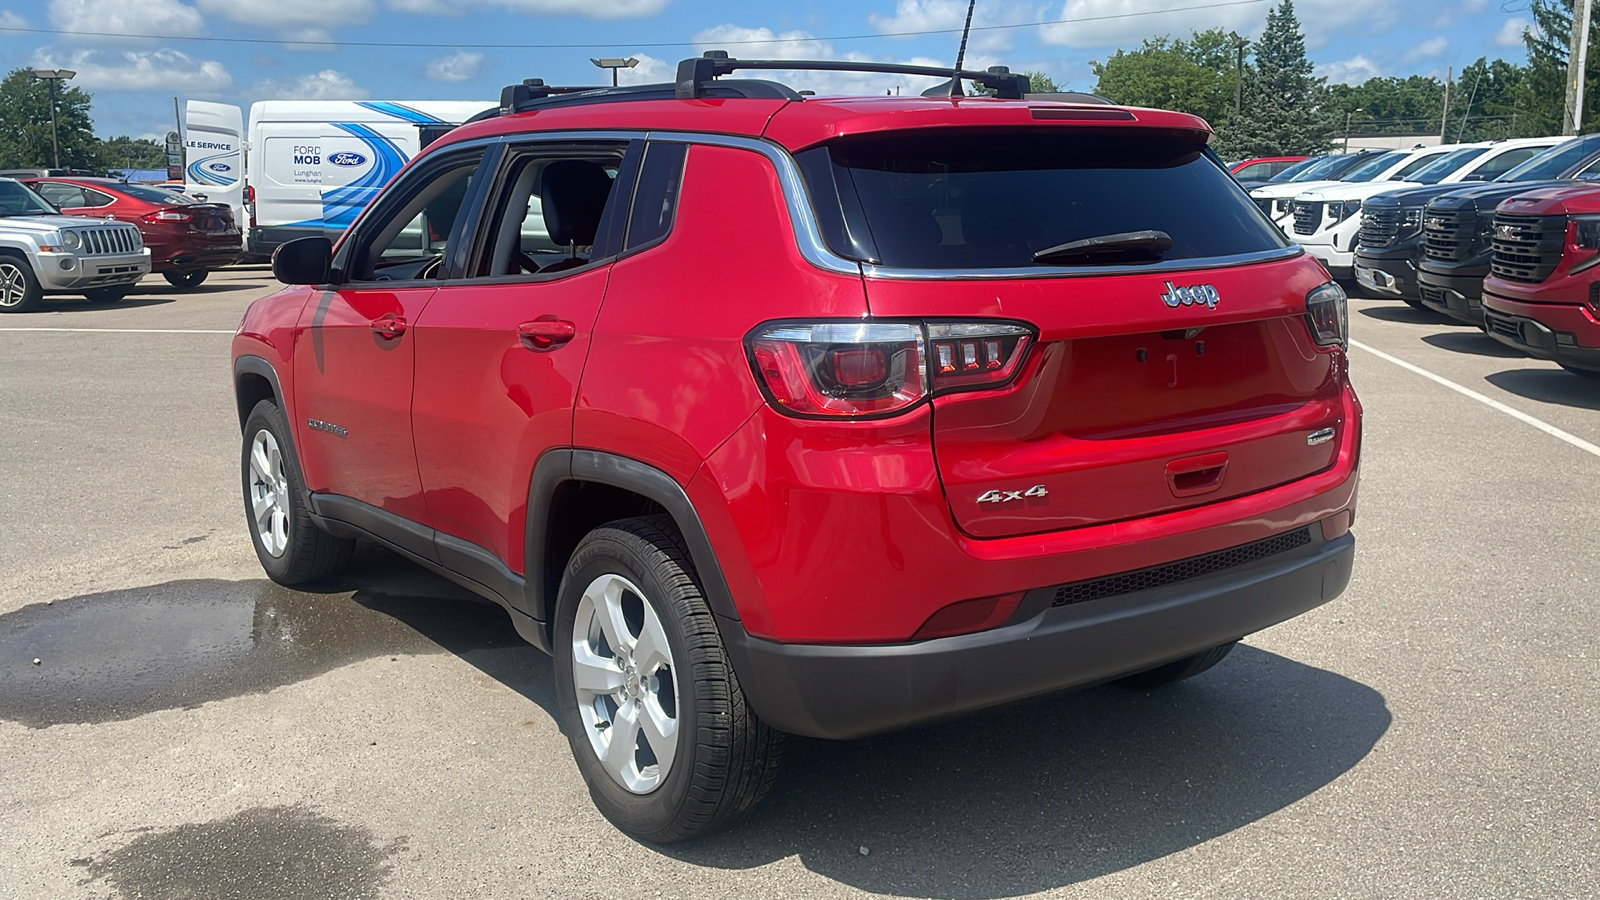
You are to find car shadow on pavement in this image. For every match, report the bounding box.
[665,645,1390,899]
[1357,304,1454,325]
[1484,368,1600,411]
[128,283,269,296]
[1421,331,1524,358]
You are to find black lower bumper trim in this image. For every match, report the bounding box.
[1353,253,1419,299]
[723,528,1355,740]
[1417,273,1484,325]
[1483,309,1600,370]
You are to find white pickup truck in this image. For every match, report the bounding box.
[0,177,149,312]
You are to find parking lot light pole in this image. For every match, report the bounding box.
[1344,108,1362,152]
[590,57,639,87]
[26,68,76,170]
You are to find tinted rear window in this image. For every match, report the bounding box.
[801,131,1286,270]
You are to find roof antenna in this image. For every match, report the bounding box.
[949,0,976,97]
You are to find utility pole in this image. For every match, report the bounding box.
[1439,66,1452,142]
[1231,32,1248,115]
[1344,108,1361,152]
[1565,0,1593,135]
[26,68,76,169]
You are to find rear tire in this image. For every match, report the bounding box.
[84,285,132,304]
[164,270,209,289]
[241,399,354,585]
[553,515,783,843]
[1117,641,1238,688]
[0,254,44,313]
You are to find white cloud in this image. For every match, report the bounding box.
[869,0,1036,52]
[616,53,673,85]
[687,24,958,96]
[252,69,366,99]
[426,50,486,82]
[197,0,372,37]
[1318,54,1381,85]
[1,10,27,28]
[1404,35,1449,62]
[31,46,230,91]
[1461,0,1487,13]
[48,0,204,38]
[382,0,666,18]
[1495,17,1529,47]
[1039,0,1396,50]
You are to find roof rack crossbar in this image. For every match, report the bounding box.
[675,53,1031,101]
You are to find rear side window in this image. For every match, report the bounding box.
[625,142,687,251]
[1388,152,1448,180]
[1472,148,1542,181]
[801,130,1286,270]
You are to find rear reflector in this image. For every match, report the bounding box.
[913,592,1025,640]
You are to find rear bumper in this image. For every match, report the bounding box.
[1482,294,1600,371]
[726,526,1355,739]
[149,236,243,273]
[35,250,151,292]
[1417,267,1486,324]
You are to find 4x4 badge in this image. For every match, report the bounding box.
[1161,282,1219,309]
[977,485,1048,503]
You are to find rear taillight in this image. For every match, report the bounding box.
[141,208,192,223]
[1305,281,1348,349]
[747,320,1034,419]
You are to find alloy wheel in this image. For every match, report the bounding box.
[570,573,680,794]
[0,263,25,308]
[248,429,291,558]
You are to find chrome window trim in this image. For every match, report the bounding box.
[409,127,1309,281]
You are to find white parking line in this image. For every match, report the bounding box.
[0,328,233,334]
[1351,338,1600,460]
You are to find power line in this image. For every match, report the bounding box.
[0,0,1270,51]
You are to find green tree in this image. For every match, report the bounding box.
[1517,0,1600,135]
[1325,75,1445,137]
[0,68,100,170]
[1222,1,1335,156]
[1447,58,1528,141]
[98,135,168,170]
[1090,29,1235,126]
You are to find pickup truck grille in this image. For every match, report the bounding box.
[75,225,142,256]
[1359,207,1405,248]
[1292,202,1323,235]
[1422,208,1476,262]
[1489,214,1565,284]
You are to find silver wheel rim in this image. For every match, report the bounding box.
[248,429,291,558]
[0,263,26,308]
[571,573,680,794]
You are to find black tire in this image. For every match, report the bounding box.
[0,253,44,313]
[164,270,209,289]
[553,515,783,843]
[240,399,354,585]
[83,285,132,303]
[1117,641,1238,688]
[1560,364,1600,381]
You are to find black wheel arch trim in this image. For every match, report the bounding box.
[233,355,286,428]
[525,449,742,629]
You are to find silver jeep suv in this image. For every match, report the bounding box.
[0,177,150,312]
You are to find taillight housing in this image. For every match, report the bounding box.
[141,208,192,223]
[747,319,1035,419]
[1305,281,1348,349]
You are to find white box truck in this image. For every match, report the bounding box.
[185,99,491,259]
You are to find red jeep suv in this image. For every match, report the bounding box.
[232,55,1362,841]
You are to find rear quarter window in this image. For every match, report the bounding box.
[800,130,1287,270]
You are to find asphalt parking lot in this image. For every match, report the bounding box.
[1,268,1596,899]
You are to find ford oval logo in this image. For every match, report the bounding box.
[207,162,231,173]
[329,152,367,167]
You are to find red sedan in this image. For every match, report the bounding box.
[22,176,242,289]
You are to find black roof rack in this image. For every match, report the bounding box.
[676,51,1031,100]
[479,51,1037,122]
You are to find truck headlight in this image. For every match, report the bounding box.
[60,230,81,250]
[1336,200,1364,223]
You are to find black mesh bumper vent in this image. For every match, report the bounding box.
[1050,527,1313,608]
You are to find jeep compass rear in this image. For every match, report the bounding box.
[233,54,1360,841]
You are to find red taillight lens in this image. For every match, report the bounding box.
[913,592,1026,640]
[1304,281,1348,348]
[747,320,1035,419]
[141,208,192,223]
[244,184,255,204]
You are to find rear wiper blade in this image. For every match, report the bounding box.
[1032,230,1173,264]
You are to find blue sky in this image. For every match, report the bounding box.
[0,0,1546,140]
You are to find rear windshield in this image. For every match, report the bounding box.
[1500,136,1597,182]
[799,131,1286,270]
[117,184,196,205]
[1406,147,1488,184]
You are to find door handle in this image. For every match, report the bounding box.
[370,314,407,340]
[518,317,576,351]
